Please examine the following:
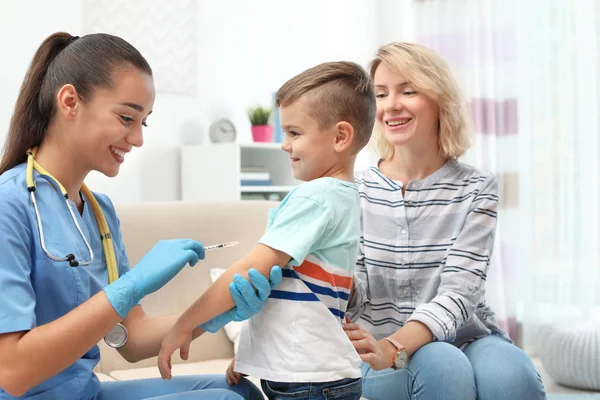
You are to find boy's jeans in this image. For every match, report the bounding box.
[261,377,362,400]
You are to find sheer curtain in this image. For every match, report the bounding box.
[413,0,523,344]
[515,0,600,351]
[412,0,600,352]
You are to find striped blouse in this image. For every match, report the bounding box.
[347,160,508,348]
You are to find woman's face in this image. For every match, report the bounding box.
[73,68,155,178]
[373,62,439,151]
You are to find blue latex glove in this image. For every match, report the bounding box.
[104,239,205,318]
[200,265,282,333]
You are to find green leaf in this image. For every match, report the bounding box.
[247,105,272,125]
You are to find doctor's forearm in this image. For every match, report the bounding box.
[0,292,120,396]
[118,309,205,362]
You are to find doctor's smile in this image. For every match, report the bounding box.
[109,145,130,164]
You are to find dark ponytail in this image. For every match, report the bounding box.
[0,32,152,174]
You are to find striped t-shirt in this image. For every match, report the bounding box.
[347,160,508,348]
[235,177,363,382]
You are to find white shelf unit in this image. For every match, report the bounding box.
[181,143,300,201]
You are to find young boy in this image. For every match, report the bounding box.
[158,61,376,399]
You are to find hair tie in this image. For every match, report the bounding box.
[66,35,80,45]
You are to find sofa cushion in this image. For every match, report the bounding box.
[538,320,600,391]
[95,372,116,382]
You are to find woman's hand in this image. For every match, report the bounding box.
[343,318,396,371]
[127,239,205,296]
[225,357,246,386]
[104,239,205,318]
[200,265,282,333]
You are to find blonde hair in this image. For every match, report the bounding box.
[369,42,471,160]
[276,61,376,153]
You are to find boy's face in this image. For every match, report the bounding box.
[279,97,339,182]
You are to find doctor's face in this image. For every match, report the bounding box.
[73,68,155,178]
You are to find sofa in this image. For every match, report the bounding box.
[94,200,279,388]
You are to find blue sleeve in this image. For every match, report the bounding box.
[0,192,36,334]
[259,196,332,266]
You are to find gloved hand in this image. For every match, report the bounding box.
[104,239,205,318]
[200,265,282,333]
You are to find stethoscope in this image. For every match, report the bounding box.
[26,148,128,348]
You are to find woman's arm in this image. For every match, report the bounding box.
[0,292,121,397]
[118,265,281,362]
[344,319,433,370]
[0,239,203,396]
[406,175,498,342]
[117,307,204,363]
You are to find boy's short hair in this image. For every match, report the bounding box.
[275,61,376,153]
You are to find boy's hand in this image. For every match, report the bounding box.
[225,357,246,386]
[158,326,193,380]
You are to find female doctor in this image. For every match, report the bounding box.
[0,32,280,400]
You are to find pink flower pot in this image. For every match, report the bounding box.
[251,125,273,142]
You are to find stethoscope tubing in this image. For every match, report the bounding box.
[29,176,95,267]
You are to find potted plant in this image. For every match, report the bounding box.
[247,105,273,142]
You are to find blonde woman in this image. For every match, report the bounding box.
[344,42,546,400]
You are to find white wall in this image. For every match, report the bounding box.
[0,1,82,149]
[0,0,412,203]
[376,0,414,44]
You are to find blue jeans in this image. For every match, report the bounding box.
[361,334,546,400]
[261,378,362,400]
[99,374,263,399]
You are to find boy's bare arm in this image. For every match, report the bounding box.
[175,244,291,332]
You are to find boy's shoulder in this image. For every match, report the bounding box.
[287,177,357,205]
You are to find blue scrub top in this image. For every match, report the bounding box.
[0,164,130,399]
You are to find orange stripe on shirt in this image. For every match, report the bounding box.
[294,259,353,290]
